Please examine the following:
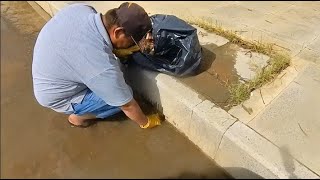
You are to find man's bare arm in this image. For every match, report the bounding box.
[120,98,148,126]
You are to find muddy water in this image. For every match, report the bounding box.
[179,37,269,110]
[179,43,240,109]
[0,2,231,179]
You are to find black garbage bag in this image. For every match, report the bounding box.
[131,14,202,77]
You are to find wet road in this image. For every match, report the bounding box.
[0,1,231,179]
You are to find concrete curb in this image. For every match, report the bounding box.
[29,1,319,178]
[125,66,319,179]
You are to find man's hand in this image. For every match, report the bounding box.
[120,99,162,129]
[113,45,140,58]
[140,113,162,129]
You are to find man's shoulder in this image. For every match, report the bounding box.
[59,3,97,15]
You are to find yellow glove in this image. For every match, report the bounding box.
[140,113,162,129]
[113,45,140,58]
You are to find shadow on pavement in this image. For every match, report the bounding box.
[192,45,217,76]
[163,167,264,179]
[280,145,298,179]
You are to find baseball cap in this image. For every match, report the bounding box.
[116,2,152,43]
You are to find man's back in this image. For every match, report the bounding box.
[32,4,132,114]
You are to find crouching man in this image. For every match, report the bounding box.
[32,2,161,128]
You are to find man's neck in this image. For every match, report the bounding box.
[100,14,108,32]
[100,14,115,48]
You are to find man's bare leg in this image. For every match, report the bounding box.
[68,114,97,127]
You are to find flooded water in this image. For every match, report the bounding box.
[179,40,269,110]
[0,1,231,179]
[179,43,239,109]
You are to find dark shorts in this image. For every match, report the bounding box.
[71,90,122,119]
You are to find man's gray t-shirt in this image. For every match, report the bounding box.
[32,3,133,114]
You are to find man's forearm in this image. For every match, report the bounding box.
[120,98,148,126]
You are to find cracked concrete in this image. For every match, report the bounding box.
[213,119,238,159]
[248,63,320,175]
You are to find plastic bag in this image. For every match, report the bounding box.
[131,14,202,77]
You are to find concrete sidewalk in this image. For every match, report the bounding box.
[30,1,320,178]
[34,1,320,65]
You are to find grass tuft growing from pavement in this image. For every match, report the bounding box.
[185,17,291,106]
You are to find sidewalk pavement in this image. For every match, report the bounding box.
[31,1,320,178]
[35,1,320,65]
